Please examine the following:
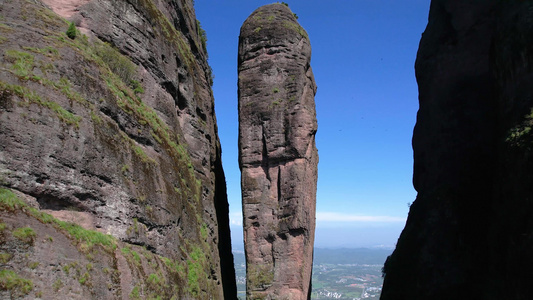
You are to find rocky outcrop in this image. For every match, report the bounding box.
[381,1,533,299]
[0,0,235,299]
[238,4,318,299]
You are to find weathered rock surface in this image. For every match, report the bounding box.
[382,1,533,299]
[0,0,235,299]
[238,4,318,299]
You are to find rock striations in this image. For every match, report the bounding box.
[382,1,533,299]
[0,0,235,299]
[238,4,318,300]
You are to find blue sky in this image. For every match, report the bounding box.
[195,1,431,249]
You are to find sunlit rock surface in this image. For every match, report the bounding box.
[0,0,235,298]
[238,3,318,299]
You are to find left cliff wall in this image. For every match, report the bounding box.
[0,0,236,298]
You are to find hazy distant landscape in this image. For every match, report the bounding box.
[234,248,392,299]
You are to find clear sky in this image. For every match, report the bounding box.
[194,1,431,249]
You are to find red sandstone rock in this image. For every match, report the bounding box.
[0,0,235,298]
[238,4,318,299]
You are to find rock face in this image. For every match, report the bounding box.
[238,4,318,299]
[0,0,235,299]
[381,1,533,299]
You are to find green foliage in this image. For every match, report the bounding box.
[90,111,102,124]
[135,0,195,68]
[0,81,82,127]
[130,285,141,299]
[0,188,116,252]
[96,57,199,192]
[147,273,162,288]
[5,50,34,80]
[0,269,33,296]
[120,246,131,256]
[62,264,72,275]
[269,98,283,109]
[132,250,141,265]
[94,42,136,86]
[282,21,308,39]
[200,223,208,240]
[133,218,139,233]
[130,79,144,95]
[131,142,155,164]
[187,246,207,297]
[66,22,76,39]
[52,76,87,104]
[0,253,12,264]
[0,188,25,212]
[121,246,141,267]
[196,19,207,53]
[78,271,90,285]
[162,256,185,275]
[12,227,36,244]
[22,45,59,58]
[248,264,274,289]
[0,23,13,33]
[506,107,533,148]
[40,96,82,127]
[121,164,130,175]
[187,260,200,296]
[278,2,298,18]
[3,48,86,105]
[195,19,214,86]
[52,279,62,291]
[207,65,214,86]
[55,219,116,251]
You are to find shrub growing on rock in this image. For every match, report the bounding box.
[66,22,77,39]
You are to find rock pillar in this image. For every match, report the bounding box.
[238,4,318,299]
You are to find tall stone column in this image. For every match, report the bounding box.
[238,3,318,299]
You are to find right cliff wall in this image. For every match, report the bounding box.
[381,1,533,299]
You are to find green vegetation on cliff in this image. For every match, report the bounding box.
[0,188,117,253]
[0,0,229,297]
[0,187,213,298]
[0,1,201,204]
[0,269,33,297]
[66,22,76,39]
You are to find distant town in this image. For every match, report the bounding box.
[311,263,382,299]
[234,247,391,300]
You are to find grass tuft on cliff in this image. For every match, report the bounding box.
[94,42,136,86]
[0,188,207,298]
[12,227,36,245]
[0,269,33,296]
[0,0,216,295]
[0,188,116,252]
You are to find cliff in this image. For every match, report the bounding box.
[238,4,318,299]
[382,1,533,299]
[0,0,235,299]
